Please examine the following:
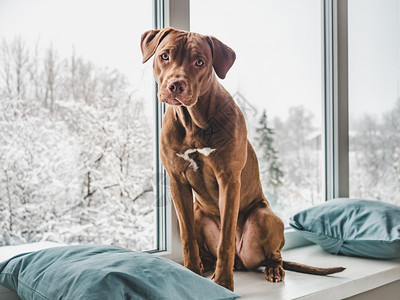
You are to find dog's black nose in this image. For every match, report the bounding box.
[168,80,186,95]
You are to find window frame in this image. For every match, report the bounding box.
[154,0,350,257]
[323,0,349,200]
[151,0,190,261]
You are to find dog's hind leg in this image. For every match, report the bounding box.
[237,203,286,282]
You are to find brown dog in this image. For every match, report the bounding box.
[141,27,344,291]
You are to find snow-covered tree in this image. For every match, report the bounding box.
[349,99,400,205]
[0,38,155,249]
[254,110,284,205]
[270,106,322,222]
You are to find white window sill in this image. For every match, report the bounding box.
[212,244,400,299]
[1,242,399,300]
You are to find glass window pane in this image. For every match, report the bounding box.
[348,0,400,205]
[0,0,156,250]
[191,0,323,224]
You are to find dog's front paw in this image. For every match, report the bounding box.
[212,273,234,291]
[264,263,285,283]
[185,260,203,276]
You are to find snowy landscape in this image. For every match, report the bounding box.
[0,39,155,250]
[0,38,399,250]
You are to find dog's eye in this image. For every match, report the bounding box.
[195,59,205,67]
[161,53,169,61]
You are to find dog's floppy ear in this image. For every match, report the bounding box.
[141,27,175,63]
[207,36,236,79]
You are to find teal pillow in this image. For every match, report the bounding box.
[289,198,400,259]
[0,245,240,300]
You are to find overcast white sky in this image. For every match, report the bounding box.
[0,0,152,82]
[0,0,399,125]
[0,0,154,116]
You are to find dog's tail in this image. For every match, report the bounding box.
[283,261,345,275]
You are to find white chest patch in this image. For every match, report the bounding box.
[176,147,216,171]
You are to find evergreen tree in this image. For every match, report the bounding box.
[255,110,284,189]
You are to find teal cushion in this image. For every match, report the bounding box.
[289,198,400,259]
[0,245,240,300]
